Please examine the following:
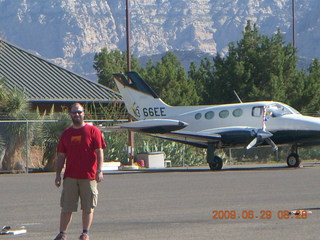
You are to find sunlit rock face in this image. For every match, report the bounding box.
[0,0,318,80]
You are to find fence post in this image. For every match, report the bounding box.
[26,121,29,173]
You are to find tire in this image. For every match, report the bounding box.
[208,156,223,171]
[287,153,300,168]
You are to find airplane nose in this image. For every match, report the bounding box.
[278,115,320,130]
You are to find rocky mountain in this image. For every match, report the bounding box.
[0,0,319,81]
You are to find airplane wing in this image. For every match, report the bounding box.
[153,131,221,148]
[162,127,273,149]
[110,120,275,149]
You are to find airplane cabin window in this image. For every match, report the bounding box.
[219,110,229,118]
[195,113,202,120]
[252,106,263,117]
[205,111,214,119]
[233,108,243,117]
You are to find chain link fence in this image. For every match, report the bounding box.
[0,119,208,173]
[0,119,126,173]
[2,119,320,173]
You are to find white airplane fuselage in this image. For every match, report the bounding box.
[119,79,320,140]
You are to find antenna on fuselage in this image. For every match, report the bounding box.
[233,90,243,103]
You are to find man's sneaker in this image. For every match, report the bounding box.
[54,232,67,240]
[79,233,89,240]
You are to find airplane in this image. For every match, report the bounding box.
[112,71,320,170]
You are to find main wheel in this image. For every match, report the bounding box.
[208,156,223,171]
[287,153,300,167]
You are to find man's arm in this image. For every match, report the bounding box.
[95,148,104,182]
[55,152,66,187]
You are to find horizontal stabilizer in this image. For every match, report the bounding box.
[115,119,188,133]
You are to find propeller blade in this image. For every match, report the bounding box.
[246,129,275,150]
[265,138,278,151]
[246,137,258,150]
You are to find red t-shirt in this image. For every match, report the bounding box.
[57,124,106,179]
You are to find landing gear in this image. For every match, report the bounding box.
[287,145,301,168]
[208,156,223,170]
[207,144,223,171]
[287,153,300,167]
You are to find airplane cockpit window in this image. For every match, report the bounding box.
[233,108,243,117]
[252,104,300,118]
[195,113,202,120]
[205,111,214,119]
[267,103,300,117]
[219,110,229,118]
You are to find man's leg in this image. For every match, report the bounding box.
[82,210,94,231]
[60,211,73,232]
[79,179,98,238]
[58,178,78,237]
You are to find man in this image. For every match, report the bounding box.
[54,103,106,240]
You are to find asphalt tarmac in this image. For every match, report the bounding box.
[1,163,320,240]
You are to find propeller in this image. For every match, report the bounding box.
[246,106,278,151]
[265,138,278,151]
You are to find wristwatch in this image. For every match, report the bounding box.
[96,169,102,173]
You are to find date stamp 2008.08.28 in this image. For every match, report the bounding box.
[212,210,310,220]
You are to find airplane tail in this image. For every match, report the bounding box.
[113,72,171,120]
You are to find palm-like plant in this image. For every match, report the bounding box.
[0,81,34,171]
[39,107,70,171]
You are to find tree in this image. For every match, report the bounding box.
[145,52,199,105]
[228,22,296,103]
[294,59,320,114]
[306,59,320,113]
[191,21,298,106]
[93,49,144,90]
[188,57,214,104]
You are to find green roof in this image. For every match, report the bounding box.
[0,40,122,103]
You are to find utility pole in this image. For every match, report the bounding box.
[126,0,134,165]
[126,0,131,71]
[292,0,295,48]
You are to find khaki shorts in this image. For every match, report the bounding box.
[60,178,98,213]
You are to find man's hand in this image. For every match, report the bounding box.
[55,152,65,188]
[96,171,104,183]
[55,175,62,187]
